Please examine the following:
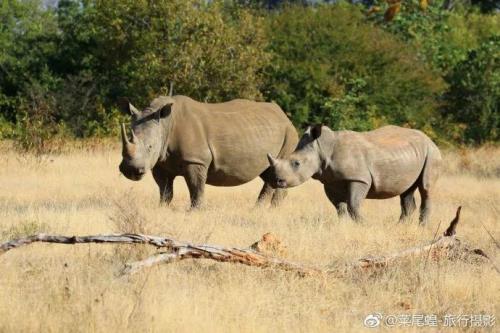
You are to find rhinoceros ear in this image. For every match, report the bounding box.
[117,97,140,118]
[310,124,322,140]
[158,100,174,119]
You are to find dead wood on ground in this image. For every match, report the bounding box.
[0,207,494,276]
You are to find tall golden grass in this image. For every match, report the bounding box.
[0,142,498,332]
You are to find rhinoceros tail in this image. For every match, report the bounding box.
[277,125,299,159]
[420,140,442,191]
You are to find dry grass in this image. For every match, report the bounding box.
[0,142,498,332]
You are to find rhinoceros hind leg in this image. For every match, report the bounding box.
[184,164,208,209]
[418,147,440,225]
[418,186,431,225]
[399,186,417,223]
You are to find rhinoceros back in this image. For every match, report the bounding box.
[168,96,297,186]
[363,126,437,198]
[328,126,438,199]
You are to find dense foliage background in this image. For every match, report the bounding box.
[0,0,498,149]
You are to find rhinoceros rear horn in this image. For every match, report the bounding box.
[169,82,174,97]
[130,128,139,144]
[267,153,277,167]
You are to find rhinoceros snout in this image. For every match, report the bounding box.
[276,178,287,188]
[119,162,146,181]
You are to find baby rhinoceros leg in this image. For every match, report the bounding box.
[324,184,348,221]
[256,181,275,207]
[270,189,288,207]
[256,170,287,208]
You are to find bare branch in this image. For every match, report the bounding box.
[444,206,461,237]
[0,207,494,277]
[0,233,179,254]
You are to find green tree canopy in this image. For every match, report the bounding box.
[263,4,445,138]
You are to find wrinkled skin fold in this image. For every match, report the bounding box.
[119,95,298,209]
[267,125,441,224]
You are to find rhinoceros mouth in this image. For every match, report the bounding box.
[119,163,146,181]
[125,172,145,181]
[268,178,288,189]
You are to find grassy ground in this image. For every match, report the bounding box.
[0,143,498,332]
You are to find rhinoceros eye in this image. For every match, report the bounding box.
[291,160,300,169]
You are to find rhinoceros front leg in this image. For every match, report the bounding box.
[256,182,275,206]
[324,185,348,220]
[152,167,175,205]
[346,181,370,223]
[271,189,287,207]
[256,171,287,207]
[184,164,208,209]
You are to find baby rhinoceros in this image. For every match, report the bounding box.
[267,125,441,224]
[118,94,298,209]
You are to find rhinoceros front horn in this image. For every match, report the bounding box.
[121,123,136,157]
[267,153,277,167]
[121,123,130,146]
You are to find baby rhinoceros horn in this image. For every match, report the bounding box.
[267,153,277,166]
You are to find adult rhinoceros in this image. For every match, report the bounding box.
[267,125,441,224]
[118,94,298,208]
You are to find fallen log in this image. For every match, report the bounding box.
[0,207,494,277]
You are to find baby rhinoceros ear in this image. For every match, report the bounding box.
[310,124,322,140]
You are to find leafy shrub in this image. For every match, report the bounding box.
[14,82,67,156]
[443,36,499,143]
[0,0,498,145]
[372,0,500,75]
[1,0,270,144]
[263,4,445,135]
[74,0,270,105]
[0,0,59,123]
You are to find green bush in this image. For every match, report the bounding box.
[443,36,499,143]
[13,81,68,155]
[263,4,445,136]
[373,0,500,75]
[74,0,270,105]
[0,0,498,146]
[0,0,59,123]
[1,0,269,141]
